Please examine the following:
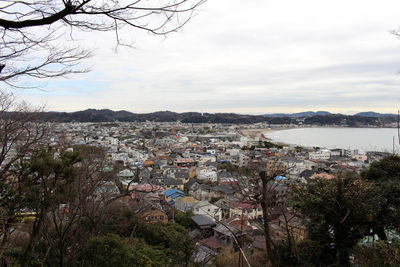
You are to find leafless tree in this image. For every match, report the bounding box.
[0,0,206,87]
[0,90,48,258]
[233,159,290,267]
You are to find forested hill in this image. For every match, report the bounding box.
[43,109,398,126]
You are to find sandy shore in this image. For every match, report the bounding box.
[240,128,286,141]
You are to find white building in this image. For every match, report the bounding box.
[308,149,331,160]
[238,154,250,167]
[193,201,222,221]
[196,168,218,183]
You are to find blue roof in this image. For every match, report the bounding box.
[163,188,185,197]
[274,175,288,180]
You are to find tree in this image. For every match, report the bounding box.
[361,155,400,240]
[14,145,117,267]
[0,90,48,259]
[138,222,196,266]
[234,160,289,266]
[0,0,206,87]
[290,173,379,266]
[257,161,288,267]
[175,210,194,229]
[354,239,400,267]
[82,234,135,267]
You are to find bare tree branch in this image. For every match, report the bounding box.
[0,0,207,87]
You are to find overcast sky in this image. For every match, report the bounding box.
[16,0,400,114]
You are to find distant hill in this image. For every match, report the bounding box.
[45,109,269,124]
[264,111,332,117]
[40,109,398,126]
[354,111,397,118]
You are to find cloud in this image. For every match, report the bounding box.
[16,0,400,114]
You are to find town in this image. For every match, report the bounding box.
[44,121,390,265]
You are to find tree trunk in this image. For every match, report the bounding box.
[260,171,278,266]
[375,225,387,241]
[0,221,10,260]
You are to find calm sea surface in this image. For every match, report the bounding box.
[264,127,400,153]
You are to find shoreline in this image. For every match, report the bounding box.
[240,127,293,141]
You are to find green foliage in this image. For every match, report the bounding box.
[82,234,134,267]
[295,146,303,152]
[354,240,400,267]
[361,155,400,239]
[262,141,282,149]
[130,239,169,267]
[241,145,256,150]
[175,210,194,229]
[217,162,252,176]
[94,206,139,237]
[81,234,173,267]
[362,155,400,183]
[138,222,196,266]
[290,173,379,266]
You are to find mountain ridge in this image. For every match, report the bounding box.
[41,109,398,126]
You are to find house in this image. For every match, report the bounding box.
[184,178,198,192]
[163,177,184,191]
[131,183,164,193]
[252,236,266,251]
[229,202,262,220]
[174,170,190,184]
[143,160,155,168]
[198,235,224,251]
[163,188,185,205]
[175,158,196,168]
[210,184,239,199]
[130,184,165,203]
[191,214,216,234]
[309,150,331,160]
[136,202,168,224]
[313,173,335,180]
[190,184,212,201]
[174,196,198,212]
[139,168,151,181]
[213,216,251,247]
[196,168,218,183]
[276,213,307,241]
[193,201,222,221]
[197,155,217,165]
[117,169,135,183]
[268,213,307,242]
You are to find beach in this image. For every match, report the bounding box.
[240,128,278,141]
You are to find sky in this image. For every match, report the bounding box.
[14,0,400,115]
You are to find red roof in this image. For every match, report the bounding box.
[131,184,164,193]
[230,202,260,210]
[176,158,195,163]
[199,235,224,250]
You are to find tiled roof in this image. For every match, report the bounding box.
[199,235,224,250]
[179,196,197,204]
[191,214,215,227]
[131,184,164,192]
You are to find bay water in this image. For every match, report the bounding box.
[264,127,400,153]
